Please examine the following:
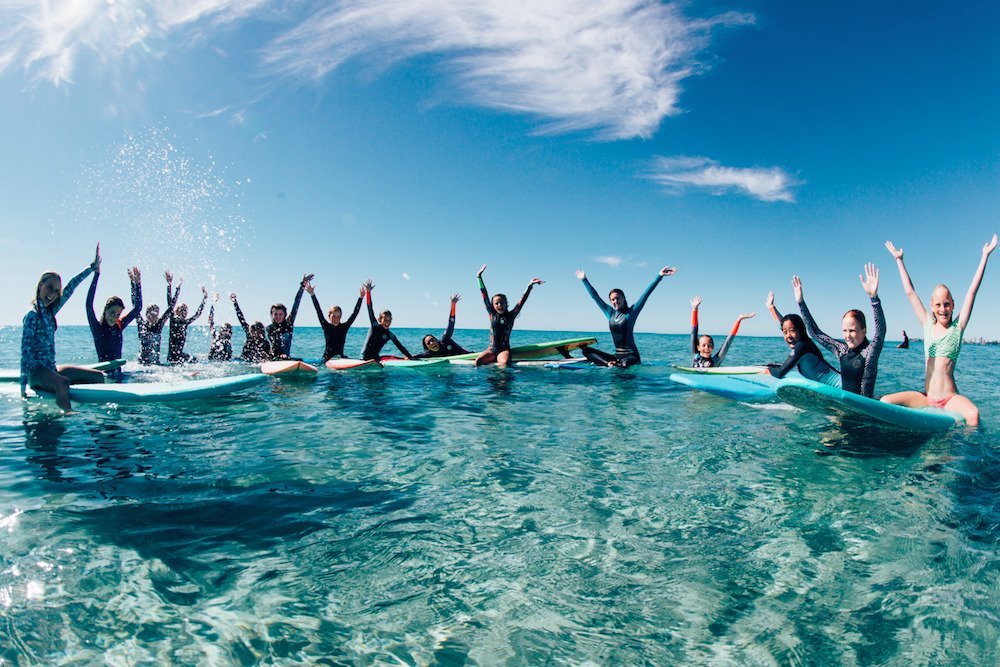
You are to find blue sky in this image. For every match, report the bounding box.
[1,0,998,340]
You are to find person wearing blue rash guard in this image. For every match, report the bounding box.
[792,265,885,397]
[304,278,364,361]
[266,273,311,360]
[689,295,755,368]
[166,274,207,364]
[766,291,840,387]
[414,294,470,359]
[20,244,105,412]
[576,266,675,367]
[85,263,142,381]
[137,272,173,365]
[359,280,413,361]
[474,264,544,367]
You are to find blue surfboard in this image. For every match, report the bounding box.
[669,371,783,402]
[57,373,270,404]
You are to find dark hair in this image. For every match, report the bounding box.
[608,289,628,308]
[271,303,287,315]
[145,304,160,316]
[780,314,807,339]
[104,296,124,314]
[842,309,866,329]
[379,310,392,320]
[250,322,265,336]
[422,335,436,351]
[698,334,715,348]
[492,294,508,311]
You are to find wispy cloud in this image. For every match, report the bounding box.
[262,0,753,139]
[595,255,623,268]
[401,272,410,280]
[647,156,799,202]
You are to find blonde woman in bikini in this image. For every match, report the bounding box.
[880,234,997,426]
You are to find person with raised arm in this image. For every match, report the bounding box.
[266,274,311,360]
[230,292,271,362]
[137,272,173,365]
[790,265,885,397]
[765,290,840,386]
[575,266,674,367]
[20,244,105,412]
[86,259,142,381]
[166,275,207,364]
[305,278,364,361]
[689,295,755,369]
[414,295,470,359]
[879,235,997,426]
[207,293,234,361]
[359,280,413,362]
[474,264,543,368]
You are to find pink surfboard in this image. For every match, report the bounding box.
[260,360,319,376]
[325,358,377,371]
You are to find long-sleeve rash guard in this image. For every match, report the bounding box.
[232,298,271,362]
[312,293,362,361]
[207,305,233,361]
[798,296,885,397]
[414,301,470,359]
[690,308,742,369]
[166,285,206,363]
[266,284,304,358]
[481,276,534,354]
[86,271,141,362]
[360,292,412,361]
[137,281,171,365]
[581,274,661,365]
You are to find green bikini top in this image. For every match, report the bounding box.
[924,319,962,361]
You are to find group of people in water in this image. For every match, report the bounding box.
[20,234,997,425]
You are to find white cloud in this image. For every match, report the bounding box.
[647,155,799,202]
[401,272,410,280]
[262,0,753,139]
[595,255,623,268]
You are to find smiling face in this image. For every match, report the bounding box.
[176,304,189,319]
[842,315,866,350]
[697,335,714,358]
[36,274,62,308]
[145,305,160,324]
[423,335,440,352]
[103,303,124,325]
[930,285,954,325]
[492,295,508,314]
[328,307,342,326]
[781,319,800,346]
[609,290,627,312]
[378,311,392,329]
[271,306,287,325]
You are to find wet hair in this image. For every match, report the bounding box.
[608,288,629,309]
[379,310,392,321]
[103,296,125,320]
[422,335,437,351]
[220,323,233,337]
[929,284,954,323]
[33,271,62,310]
[842,309,866,330]
[492,294,508,310]
[145,304,160,316]
[328,305,342,318]
[271,303,287,315]
[250,322,265,337]
[780,314,808,340]
[698,334,715,348]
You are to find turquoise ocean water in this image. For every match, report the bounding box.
[1,325,998,664]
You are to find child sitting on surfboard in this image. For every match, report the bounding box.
[414,294,470,359]
[137,272,173,365]
[474,264,543,367]
[266,274,311,360]
[689,296,755,369]
[765,291,840,386]
[86,256,142,381]
[304,277,364,361]
[166,272,207,364]
[20,244,106,412]
[359,280,413,362]
[208,293,234,361]
[230,292,271,362]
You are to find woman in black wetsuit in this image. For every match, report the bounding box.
[86,261,142,377]
[576,266,675,367]
[791,265,885,397]
[359,280,413,362]
[766,291,840,386]
[304,278,364,361]
[166,273,207,364]
[230,292,271,362]
[137,272,173,365]
[414,294,469,359]
[265,274,311,360]
[473,264,543,367]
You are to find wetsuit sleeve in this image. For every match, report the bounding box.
[581,277,613,318]
[870,296,886,355]
[630,274,664,317]
[20,310,38,394]
[714,318,742,366]
[57,266,93,315]
[208,305,216,334]
[184,293,206,325]
[366,291,378,326]
[443,301,457,340]
[232,298,250,334]
[120,279,142,329]
[690,308,699,355]
[310,293,327,327]
[772,340,811,379]
[86,271,100,332]
[479,276,491,314]
[288,284,304,327]
[798,299,845,357]
[345,297,362,327]
[510,283,535,318]
[389,332,413,360]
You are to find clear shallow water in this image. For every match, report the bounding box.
[0,325,998,664]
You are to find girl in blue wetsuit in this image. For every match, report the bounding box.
[766,291,840,386]
[576,266,675,367]
[20,244,106,412]
[473,264,543,367]
[86,264,142,381]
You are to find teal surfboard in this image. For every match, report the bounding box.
[0,358,127,382]
[669,371,783,402]
[380,357,450,368]
[671,365,769,375]
[55,373,270,404]
[445,337,597,362]
[775,376,963,432]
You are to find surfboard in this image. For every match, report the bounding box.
[379,357,450,368]
[449,358,589,368]
[445,337,597,363]
[0,358,128,382]
[669,371,783,402]
[671,365,769,375]
[325,358,377,371]
[37,373,270,404]
[774,376,963,432]
[260,360,319,376]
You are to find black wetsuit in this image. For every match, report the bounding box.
[690,310,741,369]
[266,285,304,359]
[798,296,885,397]
[166,285,206,364]
[480,277,535,354]
[580,274,662,367]
[207,305,233,362]
[312,293,362,361]
[86,271,141,362]
[414,302,470,358]
[137,283,171,365]
[360,292,412,361]
[232,298,271,362]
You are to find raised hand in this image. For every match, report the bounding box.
[213,292,220,303]
[229,292,237,302]
[738,312,757,321]
[302,273,315,286]
[983,234,998,257]
[127,267,141,283]
[690,295,701,310]
[201,286,208,298]
[659,266,677,277]
[766,291,775,309]
[860,263,879,297]
[885,241,903,260]
[451,293,461,303]
[477,264,487,277]
[362,279,374,293]
[575,269,585,280]
[165,271,173,284]
[529,277,544,286]
[92,243,102,273]
[304,280,315,295]
[792,275,803,303]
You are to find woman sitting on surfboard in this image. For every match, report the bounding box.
[86,256,142,381]
[359,280,413,362]
[137,272,173,365]
[766,292,840,386]
[266,274,311,360]
[207,294,233,361]
[166,273,207,364]
[20,244,105,412]
[791,264,885,397]
[414,294,470,359]
[304,277,363,361]
[230,292,271,362]
[474,264,543,367]
[689,296,755,369]
[574,266,674,367]
[879,235,997,426]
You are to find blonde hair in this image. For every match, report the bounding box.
[33,271,62,310]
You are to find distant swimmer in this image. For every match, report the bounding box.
[166,272,207,364]
[414,294,470,359]
[689,295,754,369]
[137,272,173,365]
[576,266,675,367]
[898,330,910,349]
[359,280,413,362]
[266,274,310,360]
[86,257,142,381]
[20,244,105,412]
[305,278,364,361]
[207,294,233,361]
[230,292,271,362]
[766,291,841,386]
[879,235,997,427]
[474,264,543,368]
[791,264,885,397]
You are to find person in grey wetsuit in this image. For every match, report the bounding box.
[791,265,886,397]
[576,266,675,367]
[359,281,413,362]
[766,291,841,387]
[689,296,755,368]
